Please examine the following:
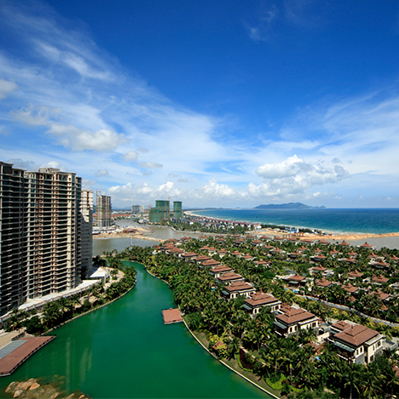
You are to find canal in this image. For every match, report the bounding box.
[0,261,269,398]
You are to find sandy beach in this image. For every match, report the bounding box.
[185,210,399,243]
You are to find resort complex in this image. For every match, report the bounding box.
[129,229,399,397]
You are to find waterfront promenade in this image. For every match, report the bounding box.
[0,336,55,376]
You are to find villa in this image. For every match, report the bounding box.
[328,321,384,365]
[209,264,233,278]
[216,271,244,284]
[274,305,319,337]
[221,281,256,300]
[243,292,281,316]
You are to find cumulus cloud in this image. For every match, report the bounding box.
[39,161,67,171]
[108,181,181,202]
[46,124,126,151]
[95,169,110,177]
[197,179,242,199]
[251,155,349,197]
[123,151,138,162]
[0,78,18,100]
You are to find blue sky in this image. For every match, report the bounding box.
[1,0,399,208]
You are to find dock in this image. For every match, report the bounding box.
[0,336,56,376]
[162,308,183,324]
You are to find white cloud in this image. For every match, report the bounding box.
[251,155,349,198]
[108,181,181,203]
[197,179,242,199]
[0,78,18,100]
[39,160,67,171]
[139,162,162,169]
[46,124,126,152]
[123,151,138,162]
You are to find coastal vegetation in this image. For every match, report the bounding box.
[3,263,137,335]
[121,234,399,399]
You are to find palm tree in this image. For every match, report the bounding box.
[227,336,241,360]
[342,361,361,399]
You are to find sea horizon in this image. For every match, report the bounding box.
[189,208,399,235]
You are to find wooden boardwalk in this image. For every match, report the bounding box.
[162,308,183,324]
[0,336,55,376]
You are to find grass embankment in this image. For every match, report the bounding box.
[188,325,281,398]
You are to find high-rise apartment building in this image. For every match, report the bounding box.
[96,194,111,227]
[81,190,93,277]
[0,162,28,313]
[131,204,144,214]
[0,162,84,315]
[149,200,183,223]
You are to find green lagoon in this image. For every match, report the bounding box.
[0,261,268,398]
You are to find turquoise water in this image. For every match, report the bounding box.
[193,208,399,234]
[0,262,268,398]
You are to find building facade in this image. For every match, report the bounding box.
[81,190,93,277]
[131,204,144,214]
[96,194,111,227]
[0,162,28,314]
[149,200,183,223]
[0,162,83,315]
[149,200,170,223]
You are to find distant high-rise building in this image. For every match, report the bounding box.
[172,201,182,219]
[96,194,111,227]
[149,200,183,223]
[81,190,93,277]
[0,162,83,315]
[131,204,144,214]
[149,200,170,223]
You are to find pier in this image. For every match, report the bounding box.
[162,308,183,324]
[0,336,56,376]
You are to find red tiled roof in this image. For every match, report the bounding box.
[276,306,316,325]
[349,270,363,278]
[218,272,243,282]
[210,265,233,274]
[288,274,306,282]
[224,281,254,292]
[342,283,359,293]
[360,242,373,248]
[316,278,333,287]
[334,324,378,347]
[372,275,389,284]
[245,292,280,307]
[202,259,221,267]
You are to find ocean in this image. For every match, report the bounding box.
[192,208,399,235]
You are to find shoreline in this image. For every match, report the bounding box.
[185,210,399,243]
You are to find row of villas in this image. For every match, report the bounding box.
[156,238,391,365]
[187,216,261,231]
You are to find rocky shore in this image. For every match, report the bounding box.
[5,378,90,399]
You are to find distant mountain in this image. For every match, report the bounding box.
[254,202,326,210]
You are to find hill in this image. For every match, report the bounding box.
[254,202,326,210]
